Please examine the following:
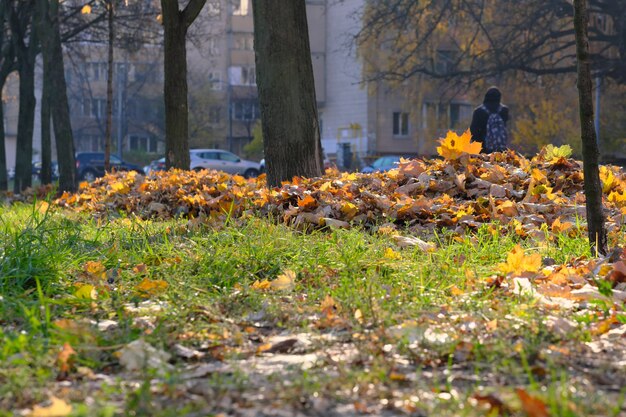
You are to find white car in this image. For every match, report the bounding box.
[190,149,260,178]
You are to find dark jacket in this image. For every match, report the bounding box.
[470,87,509,147]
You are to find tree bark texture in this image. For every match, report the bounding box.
[0,91,7,191]
[13,53,36,193]
[104,0,114,171]
[0,2,13,192]
[161,0,206,170]
[40,56,52,185]
[573,0,608,256]
[38,0,76,192]
[252,0,322,187]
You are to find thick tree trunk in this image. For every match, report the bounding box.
[573,0,608,256]
[13,60,36,193]
[252,1,323,186]
[0,92,7,191]
[104,0,114,171]
[163,23,189,169]
[40,59,52,185]
[38,0,76,192]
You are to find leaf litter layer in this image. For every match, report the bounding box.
[3,141,626,416]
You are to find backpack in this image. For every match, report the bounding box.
[482,105,508,153]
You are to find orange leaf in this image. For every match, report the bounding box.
[515,388,549,417]
[297,194,317,210]
[57,343,76,374]
[134,277,168,297]
[436,129,482,160]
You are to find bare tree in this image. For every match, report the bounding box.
[574,0,607,255]
[357,0,625,87]
[160,0,207,170]
[252,0,322,186]
[0,0,16,191]
[37,0,77,192]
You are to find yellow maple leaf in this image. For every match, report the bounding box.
[436,129,482,160]
[80,4,92,14]
[269,270,296,291]
[28,396,72,417]
[608,190,626,207]
[74,284,97,300]
[498,245,542,275]
[340,201,358,219]
[251,279,271,290]
[134,277,168,297]
[383,247,402,260]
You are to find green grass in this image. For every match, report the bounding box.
[0,201,623,416]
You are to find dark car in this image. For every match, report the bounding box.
[76,152,143,182]
[32,161,59,181]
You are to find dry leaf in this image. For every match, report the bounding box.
[270,270,296,291]
[57,342,76,374]
[135,278,168,297]
[437,129,482,160]
[515,388,549,417]
[498,245,542,275]
[28,397,72,417]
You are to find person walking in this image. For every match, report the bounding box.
[470,86,509,153]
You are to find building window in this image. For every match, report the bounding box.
[233,100,259,121]
[393,112,409,136]
[209,106,222,124]
[234,33,253,50]
[228,66,255,86]
[241,66,255,85]
[232,0,249,15]
[129,135,157,152]
[208,71,222,90]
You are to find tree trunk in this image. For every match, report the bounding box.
[38,0,76,192]
[573,0,608,256]
[0,91,7,191]
[104,0,114,171]
[40,53,52,185]
[252,0,322,187]
[13,57,36,193]
[160,0,206,170]
[163,21,189,169]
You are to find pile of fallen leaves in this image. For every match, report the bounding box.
[53,132,626,241]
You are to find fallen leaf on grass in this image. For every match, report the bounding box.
[498,245,542,275]
[135,277,168,297]
[516,388,549,417]
[28,397,72,417]
[74,284,97,300]
[118,338,173,374]
[393,235,436,252]
[256,338,299,354]
[57,342,76,374]
[270,270,296,291]
[472,393,509,416]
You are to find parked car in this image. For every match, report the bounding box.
[7,167,15,180]
[144,157,166,175]
[76,152,144,182]
[361,155,402,173]
[32,161,59,181]
[190,149,260,178]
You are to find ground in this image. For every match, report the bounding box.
[1,143,626,416]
